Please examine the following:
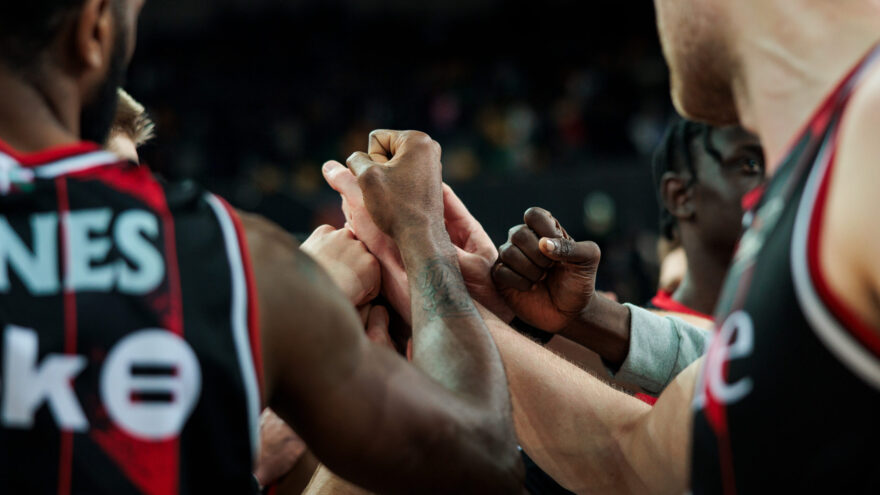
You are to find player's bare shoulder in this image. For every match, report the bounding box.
[819,58,880,329]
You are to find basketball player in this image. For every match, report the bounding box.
[495,119,766,353]
[328,0,880,491]
[0,2,522,494]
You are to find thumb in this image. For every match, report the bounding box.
[323,160,366,208]
[365,305,395,351]
[539,238,600,265]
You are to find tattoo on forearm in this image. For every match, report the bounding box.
[417,257,477,320]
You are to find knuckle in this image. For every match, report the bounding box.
[523,206,550,225]
[510,226,531,246]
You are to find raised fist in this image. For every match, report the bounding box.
[493,207,601,332]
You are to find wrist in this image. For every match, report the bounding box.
[394,222,453,258]
[560,294,631,366]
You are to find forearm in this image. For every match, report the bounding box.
[398,227,509,407]
[475,302,652,493]
[559,294,631,365]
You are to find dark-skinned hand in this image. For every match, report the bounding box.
[493,207,601,332]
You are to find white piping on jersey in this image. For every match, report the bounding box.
[205,194,262,465]
[32,151,120,178]
[0,149,120,183]
[790,130,880,390]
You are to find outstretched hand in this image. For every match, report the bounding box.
[494,207,601,332]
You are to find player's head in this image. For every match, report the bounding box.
[106,88,154,162]
[653,117,765,258]
[652,0,738,124]
[0,0,146,144]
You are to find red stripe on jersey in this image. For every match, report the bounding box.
[806,143,880,358]
[650,290,713,321]
[84,165,183,495]
[0,138,101,166]
[701,334,738,495]
[215,197,264,398]
[740,185,766,212]
[56,177,76,495]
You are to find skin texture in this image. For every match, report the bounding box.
[246,131,524,493]
[300,224,382,307]
[0,3,523,492]
[330,173,696,493]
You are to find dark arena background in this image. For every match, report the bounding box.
[131,0,670,304]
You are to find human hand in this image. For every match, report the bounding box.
[345,130,446,242]
[300,225,381,307]
[324,161,512,323]
[254,408,308,487]
[323,160,412,322]
[493,207,601,332]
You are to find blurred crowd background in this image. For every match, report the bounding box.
[129,0,674,304]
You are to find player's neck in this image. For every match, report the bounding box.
[0,69,81,153]
[673,239,729,316]
[730,10,880,174]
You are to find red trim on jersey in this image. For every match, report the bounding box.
[0,138,100,166]
[774,43,880,171]
[740,185,766,212]
[56,177,76,495]
[634,393,657,406]
[702,336,738,495]
[215,196,264,398]
[85,167,182,495]
[650,290,712,321]
[806,144,880,358]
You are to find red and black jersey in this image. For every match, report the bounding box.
[0,140,263,495]
[691,44,880,494]
[647,290,712,321]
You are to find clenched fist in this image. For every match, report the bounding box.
[346,130,446,241]
[493,207,601,332]
[300,225,381,307]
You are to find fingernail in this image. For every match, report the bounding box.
[545,239,558,252]
[322,161,337,173]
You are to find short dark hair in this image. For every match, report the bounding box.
[0,1,87,71]
[651,116,713,241]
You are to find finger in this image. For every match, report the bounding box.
[324,160,365,208]
[539,238,601,265]
[346,151,377,178]
[368,129,396,163]
[311,224,335,236]
[365,306,395,350]
[492,263,533,292]
[523,207,567,240]
[442,183,472,224]
[509,224,553,268]
[358,304,372,326]
[498,242,546,282]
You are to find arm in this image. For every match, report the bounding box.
[246,146,521,493]
[323,173,696,492]
[476,302,696,494]
[821,69,880,332]
[495,208,711,392]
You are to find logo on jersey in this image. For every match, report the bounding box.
[694,310,755,410]
[1,325,202,440]
[0,208,165,295]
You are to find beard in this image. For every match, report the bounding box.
[80,39,128,144]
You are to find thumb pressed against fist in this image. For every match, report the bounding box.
[539,238,600,265]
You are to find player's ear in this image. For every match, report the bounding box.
[72,0,115,72]
[661,172,696,221]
